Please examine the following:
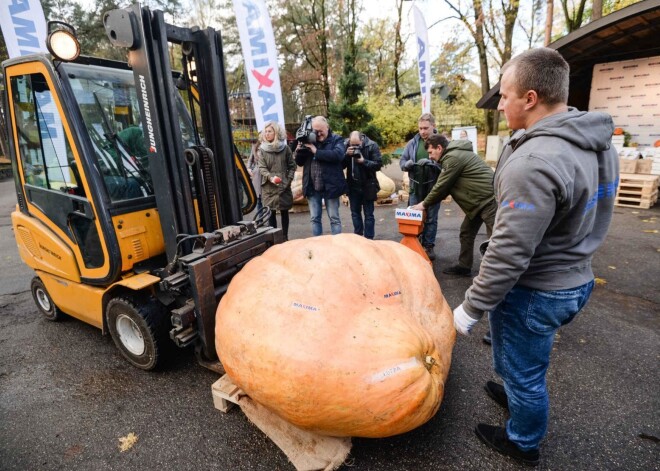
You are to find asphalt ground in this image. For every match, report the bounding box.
[0,164,658,470]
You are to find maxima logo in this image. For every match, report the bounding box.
[395,209,423,221]
[620,85,635,89]
[597,87,611,91]
[631,94,646,98]
[642,103,658,107]
[609,76,625,80]
[606,96,621,99]
[645,83,660,87]
[649,61,660,67]
[623,64,639,69]
[634,73,650,78]
[599,67,614,72]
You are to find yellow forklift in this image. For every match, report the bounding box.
[1,5,281,370]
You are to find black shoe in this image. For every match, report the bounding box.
[483,331,492,345]
[442,265,471,276]
[475,424,540,466]
[484,381,509,410]
[423,246,436,261]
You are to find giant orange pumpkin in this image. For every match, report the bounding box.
[215,234,455,438]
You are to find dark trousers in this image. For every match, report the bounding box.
[269,210,290,240]
[458,199,497,269]
[348,190,375,239]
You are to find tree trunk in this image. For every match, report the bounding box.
[393,0,404,105]
[544,0,553,46]
[592,0,602,21]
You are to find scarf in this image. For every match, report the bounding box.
[260,139,286,153]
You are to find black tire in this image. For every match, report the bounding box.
[31,277,63,321]
[106,296,168,371]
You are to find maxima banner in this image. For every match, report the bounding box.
[589,55,660,148]
[412,5,431,114]
[233,0,285,131]
[0,0,48,58]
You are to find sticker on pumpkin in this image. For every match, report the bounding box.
[383,290,402,299]
[292,301,320,312]
[368,357,420,383]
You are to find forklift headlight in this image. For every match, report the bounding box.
[46,21,80,62]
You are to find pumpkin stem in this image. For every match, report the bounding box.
[424,355,436,371]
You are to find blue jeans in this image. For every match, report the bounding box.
[348,191,375,239]
[408,193,440,248]
[307,189,341,236]
[489,280,595,451]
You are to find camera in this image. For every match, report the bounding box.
[295,115,317,145]
[350,146,362,158]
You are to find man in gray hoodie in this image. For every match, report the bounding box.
[453,48,619,465]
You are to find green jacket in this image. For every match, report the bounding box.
[424,140,495,219]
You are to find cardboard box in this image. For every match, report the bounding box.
[619,158,637,174]
[636,159,652,174]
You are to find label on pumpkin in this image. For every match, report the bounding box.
[368,357,419,383]
[291,301,320,312]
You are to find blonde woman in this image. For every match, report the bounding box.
[258,121,296,240]
[247,136,263,212]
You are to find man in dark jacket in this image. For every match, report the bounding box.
[453,48,619,466]
[295,116,347,236]
[399,113,441,260]
[344,131,382,239]
[411,134,497,276]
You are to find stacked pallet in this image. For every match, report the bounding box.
[615,173,659,209]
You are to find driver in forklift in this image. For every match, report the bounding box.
[103,125,148,200]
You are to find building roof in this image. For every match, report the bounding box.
[476,0,660,110]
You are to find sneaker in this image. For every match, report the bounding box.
[423,246,436,261]
[475,424,540,466]
[484,381,509,410]
[442,265,472,276]
[483,331,492,345]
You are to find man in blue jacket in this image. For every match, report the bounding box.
[295,116,347,236]
[454,48,619,465]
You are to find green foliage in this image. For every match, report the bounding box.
[365,95,421,147]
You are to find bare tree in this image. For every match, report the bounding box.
[518,0,545,49]
[544,0,553,45]
[393,0,406,105]
[560,0,588,32]
[592,0,603,20]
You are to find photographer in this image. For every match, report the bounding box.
[294,116,347,236]
[343,131,382,239]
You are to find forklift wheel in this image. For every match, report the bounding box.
[31,277,62,321]
[106,297,166,371]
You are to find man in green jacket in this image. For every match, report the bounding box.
[411,134,497,276]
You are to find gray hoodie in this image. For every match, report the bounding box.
[463,108,619,319]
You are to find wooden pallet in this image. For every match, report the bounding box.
[212,375,351,471]
[615,174,659,209]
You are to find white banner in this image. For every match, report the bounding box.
[413,5,431,114]
[233,0,285,131]
[0,0,48,58]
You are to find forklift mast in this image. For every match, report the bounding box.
[103,5,242,263]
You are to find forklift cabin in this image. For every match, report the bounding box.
[3,5,281,370]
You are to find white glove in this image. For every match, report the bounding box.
[453,304,479,336]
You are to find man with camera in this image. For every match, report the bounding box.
[400,113,442,260]
[343,131,382,239]
[294,116,347,236]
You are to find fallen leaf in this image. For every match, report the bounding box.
[642,229,658,233]
[579,339,587,344]
[632,211,639,214]
[594,277,607,285]
[118,432,138,452]
[608,266,616,270]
